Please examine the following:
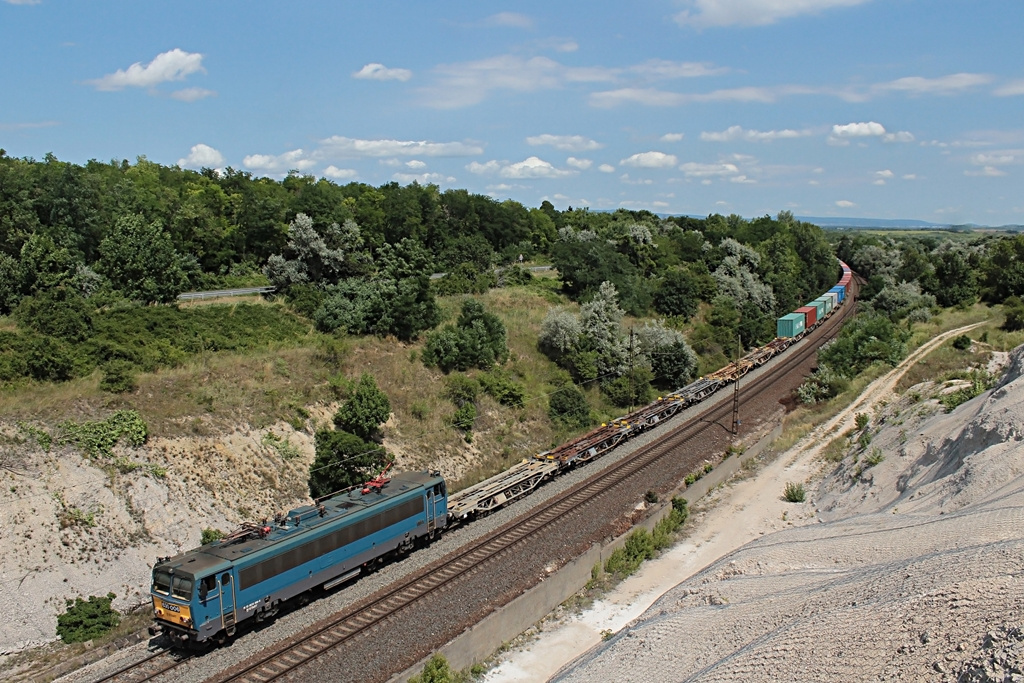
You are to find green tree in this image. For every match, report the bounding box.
[97,214,190,303]
[332,373,391,441]
[308,429,389,498]
[653,268,700,320]
[927,249,977,307]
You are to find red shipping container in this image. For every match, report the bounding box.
[796,305,817,328]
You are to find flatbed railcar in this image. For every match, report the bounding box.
[149,470,447,646]
[447,260,854,520]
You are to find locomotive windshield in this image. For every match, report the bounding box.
[152,571,193,600]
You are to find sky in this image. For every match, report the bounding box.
[2,0,1022,226]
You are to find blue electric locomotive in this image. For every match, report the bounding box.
[149,469,447,645]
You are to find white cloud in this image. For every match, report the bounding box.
[629,59,728,79]
[319,136,482,157]
[420,55,722,109]
[620,174,654,186]
[679,161,739,177]
[661,133,684,143]
[6,0,42,5]
[467,156,574,179]
[832,121,886,137]
[171,87,215,102]
[242,149,315,173]
[730,175,756,184]
[590,85,794,108]
[501,156,574,179]
[481,12,533,28]
[422,55,615,108]
[353,63,412,82]
[674,0,873,28]
[406,160,426,169]
[883,131,915,143]
[902,174,917,180]
[598,164,616,173]
[994,80,1024,97]
[566,157,592,170]
[323,166,358,180]
[965,167,1006,177]
[873,73,993,96]
[620,151,678,169]
[700,125,811,142]
[835,200,856,208]
[177,143,224,169]
[392,172,455,184]
[87,48,205,91]
[970,151,1020,166]
[526,134,603,151]
[873,169,893,184]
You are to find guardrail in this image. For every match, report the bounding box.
[176,286,277,301]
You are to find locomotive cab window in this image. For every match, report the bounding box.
[199,575,216,599]
[434,483,445,496]
[152,571,171,595]
[171,576,193,600]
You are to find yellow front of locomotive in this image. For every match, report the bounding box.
[148,566,197,642]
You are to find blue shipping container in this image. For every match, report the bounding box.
[829,286,846,303]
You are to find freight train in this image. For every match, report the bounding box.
[148,262,852,647]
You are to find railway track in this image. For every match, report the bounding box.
[90,276,858,683]
[203,278,859,683]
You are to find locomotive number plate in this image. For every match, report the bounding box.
[160,601,181,613]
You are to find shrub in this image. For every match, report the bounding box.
[855,413,870,431]
[332,374,391,441]
[201,527,225,545]
[478,370,526,408]
[451,403,477,433]
[56,593,120,644]
[783,482,806,503]
[548,381,590,428]
[308,429,389,499]
[952,334,972,351]
[57,411,148,458]
[100,360,137,393]
[644,490,659,504]
[864,448,885,467]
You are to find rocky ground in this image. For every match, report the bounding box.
[548,337,1024,682]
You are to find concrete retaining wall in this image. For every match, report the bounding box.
[391,423,784,682]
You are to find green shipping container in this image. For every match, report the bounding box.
[816,295,834,314]
[777,312,806,338]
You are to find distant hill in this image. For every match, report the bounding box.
[796,216,949,229]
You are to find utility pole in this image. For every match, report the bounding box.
[732,333,741,436]
[628,326,635,412]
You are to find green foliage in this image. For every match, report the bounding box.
[605,529,655,577]
[952,334,972,351]
[477,370,526,408]
[855,413,870,430]
[1002,297,1024,332]
[442,374,479,406]
[201,527,225,545]
[408,653,474,683]
[783,482,806,503]
[309,429,389,499]
[432,262,496,296]
[15,287,93,342]
[548,378,590,428]
[56,593,120,644]
[818,313,909,377]
[797,364,849,405]
[864,448,885,468]
[653,268,701,320]
[57,410,148,458]
[17,421,53,450]
[332,373,391,441]
[262,431,301,460]
[451,402,477,433]
[422,299,508,372]
[939,371,996,413]
[97,214,191,303]
[100,359,138,393]
[601,365,654,408]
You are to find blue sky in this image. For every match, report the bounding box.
[2,0,1022,225]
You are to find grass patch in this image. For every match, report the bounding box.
[783,481,806,503]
